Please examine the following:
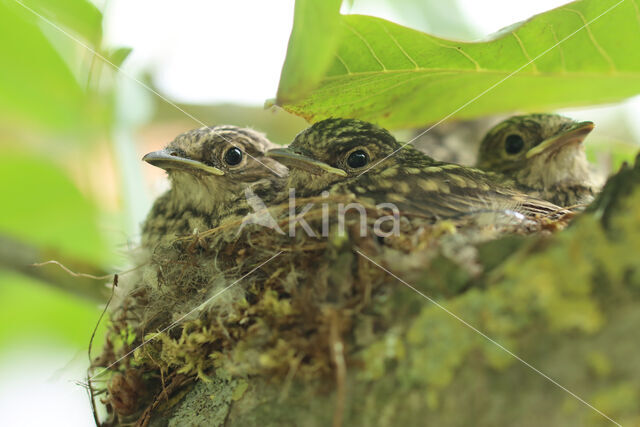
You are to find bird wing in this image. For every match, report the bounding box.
[348,162,567,221]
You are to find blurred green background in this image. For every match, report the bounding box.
[0,0,638,425]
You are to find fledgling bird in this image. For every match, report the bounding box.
[141,125,287,248]
[267,118,566,221]
[477,114,598,207]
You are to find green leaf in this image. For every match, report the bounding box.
[0,149,110,351]
[275,0,343,104]
[0,272,105,349]
[0,150,107,264]
[7,0,103,46]
[277,0,640,129]
[108,46,134,69]
[0,2,88,131]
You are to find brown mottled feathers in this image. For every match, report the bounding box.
[287,118,566,220]
[477,114,597,206]
[142,125,286,247]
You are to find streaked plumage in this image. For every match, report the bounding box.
[267,118,566,221]
[477,114,598,207]
[142,125,287,247]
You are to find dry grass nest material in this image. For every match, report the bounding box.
[91,195,571,425]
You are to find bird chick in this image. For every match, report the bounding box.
[141,126,287,247]
[267,118,566,221]
[477,114,598,207]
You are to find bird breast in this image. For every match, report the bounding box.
[517,146,593,190]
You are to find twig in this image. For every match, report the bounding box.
[0,233,111,302]
[135,373,193,427]
[32,260,113,280]
[329,310,347,427]
[87,274,119,426]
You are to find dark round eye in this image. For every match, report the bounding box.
[505,134,524,155]
[346,150,369,168]
[223,147,243,166]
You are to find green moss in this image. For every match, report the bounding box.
[586,351,612,378]
[231,380,248,401]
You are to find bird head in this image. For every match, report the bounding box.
[266,118,401,194]
[143,126,287,211]
[477,114,594,174]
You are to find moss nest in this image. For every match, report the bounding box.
[90,157,640,426]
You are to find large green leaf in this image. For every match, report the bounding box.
[0,1,88,131]
[6,0,103,45]
[0,149,109,352]
[277,0,640,129]
[275,0,343,104]
[0,151,107,264]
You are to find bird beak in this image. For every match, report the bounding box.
[266,148,347,176]
[142,149,224,176]
[526,121,594,159]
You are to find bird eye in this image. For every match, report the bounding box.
[505,134,524,155]
[346,149,369,169]
[223,147,243,166]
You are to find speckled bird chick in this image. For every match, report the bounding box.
[477,114,598,207]
[141,126,287,248]
[267,118,565,221]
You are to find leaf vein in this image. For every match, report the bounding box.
[320,67,631,81]
[377,21,419,69]
[312,72,412,97]
[630,0,640,28]
[335,54,352,74]
[343,22,387,71]
[548,24,568,74]
[327,72,459,110]
[429,39,481,71]
[316,71,459,102]
[563,7,617,72]
[512,31,539,74]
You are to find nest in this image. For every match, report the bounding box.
[90,194,572,426]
